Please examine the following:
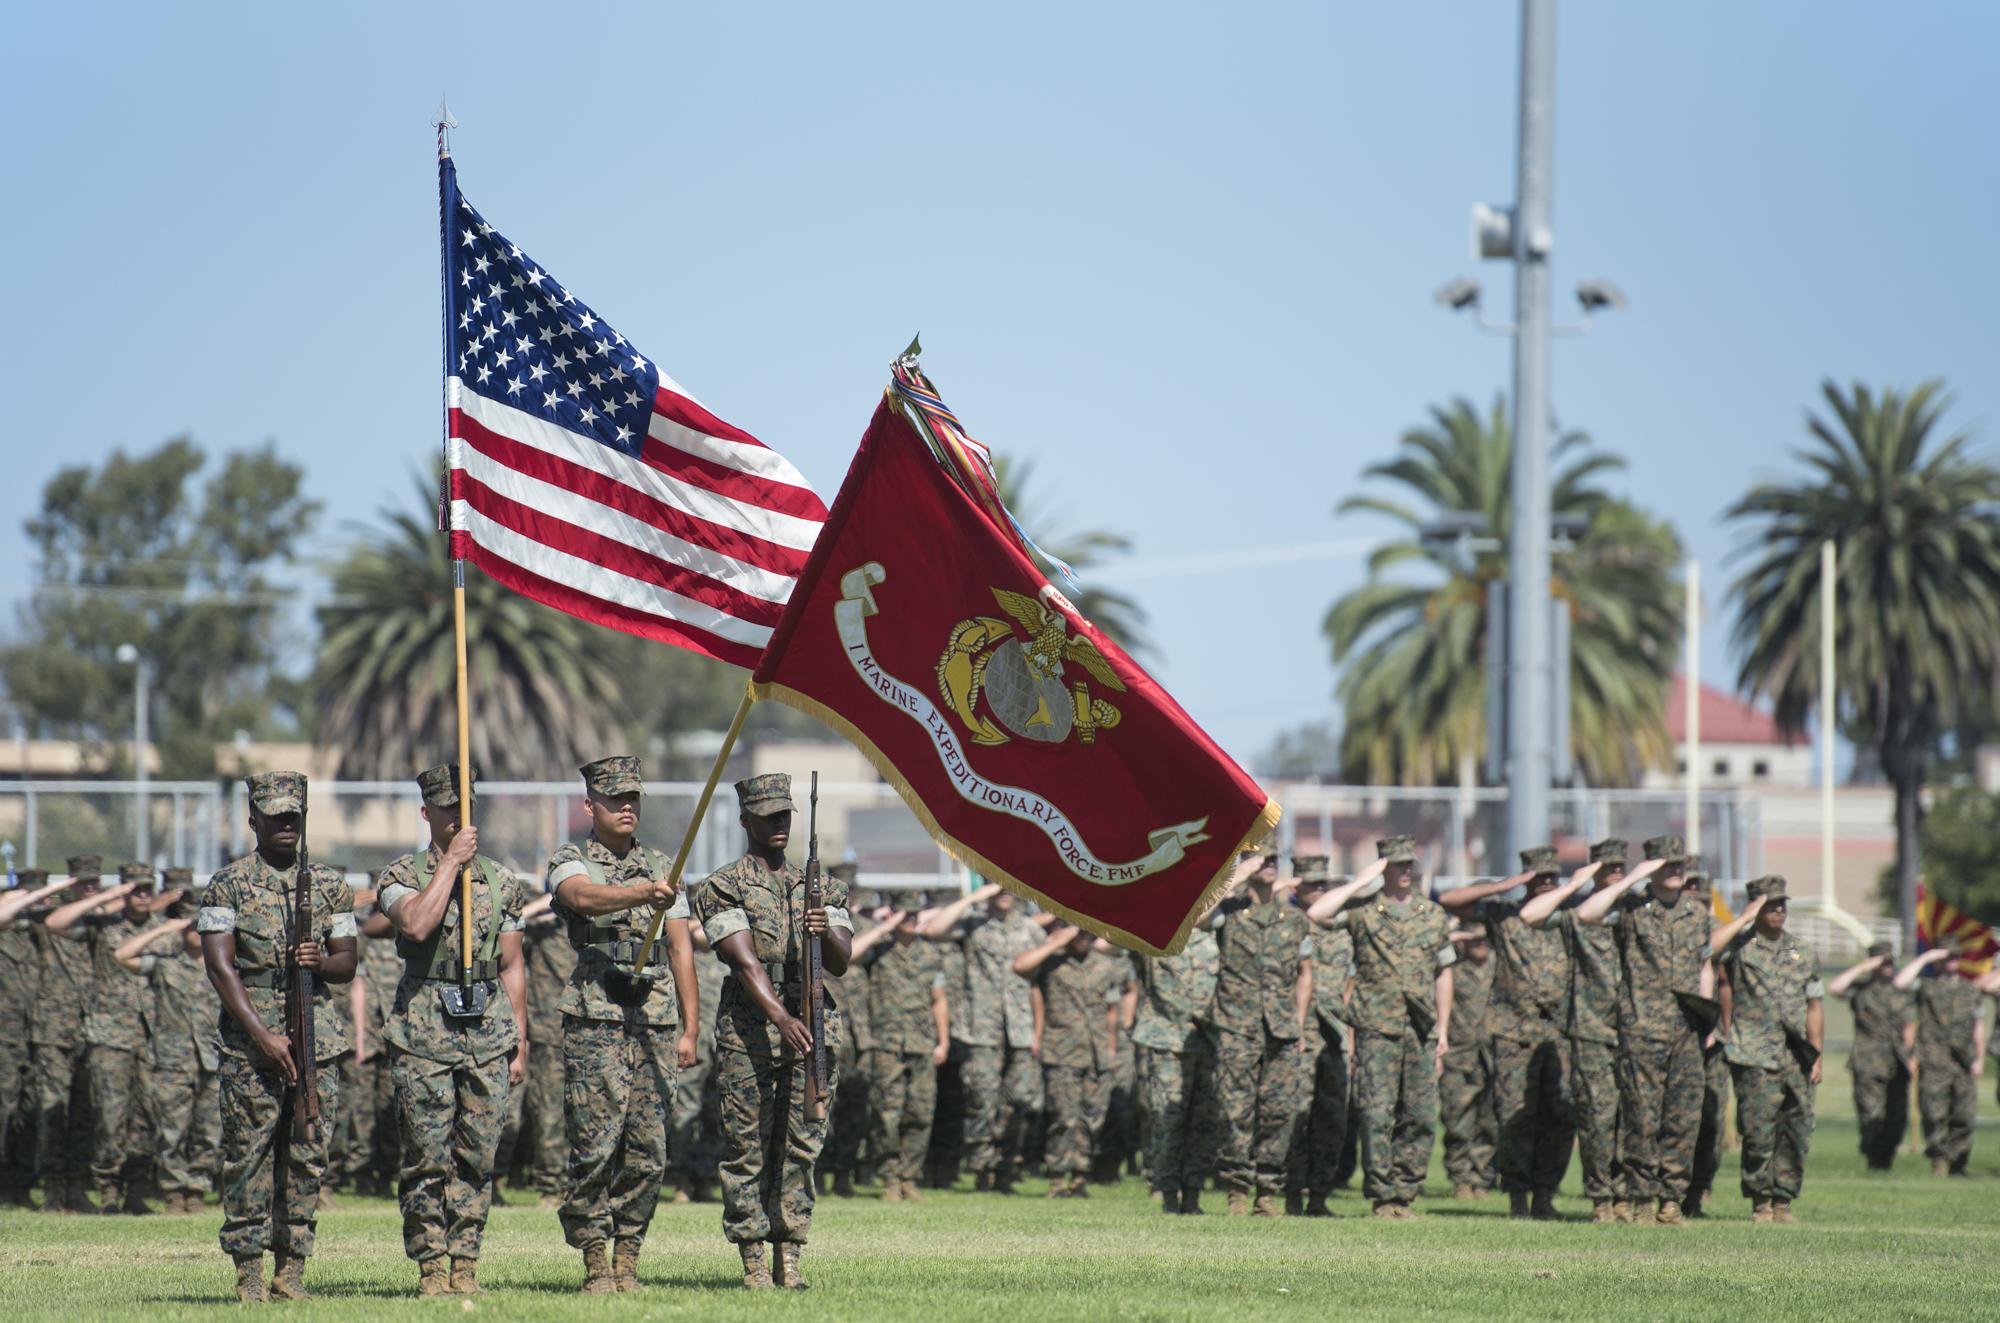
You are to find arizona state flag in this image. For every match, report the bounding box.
[1916,882,1997,977]
[752,395,1278,954]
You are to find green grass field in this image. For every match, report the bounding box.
[4,1058,1995,1322]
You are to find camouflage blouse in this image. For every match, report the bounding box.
[1479,897,1570,1042]
[547,835,688,1029]
[1719,928,1824,1071]
[1547,907,1622,1046]
[148,940,222,1075]
[1328,894,1456,1041]
[1205,894,1310,1040]
[1845,978,1912,1067]
[197,852,356,1064]
[1130,929,1219,1053]
[1915,975,1982,1069]
[1609,888,1710,1043]
[1446,951,1494,1050]
[1035,948,1121,1070]
[948,908,1041,1049]
[29,910,88,1048]
[76,910,150,1052]
[696,852,851,1056]
[377,845,525,1066]
[866,936,945,1055]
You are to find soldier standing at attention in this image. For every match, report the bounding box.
[1525,838,1629,1221]
[1293,866,1357,1215]
[23,857,93,1212]
[377,764,529,1296]
[199,772,358,1302]
[546,756,698,1294]
[114,870,221,1213]
[695,773,852,1290]
[46,861,156,1214]
[1895,945,1985,1177]
[823,901,901,1196]
[0,868,54,1206]
[865,908,949,1202]
[1436,929,1497,1202]
[514,886,574,1205]
[921,881,1045,1194]
[1131,911,1220,1214]
[1013,923,1121,1199]
[1439,849,1590,1219]
[1681,857,1730,1218]
[1826,942,1912,1170]
[346,882,403,1196]
[1308,840,1455,1220]
[1714,877,1821,1223]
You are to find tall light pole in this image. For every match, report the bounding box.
[115,643,149,863]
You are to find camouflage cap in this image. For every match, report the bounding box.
[66,853,101,880]
[735,772,795,816]
[247,771,306,814]
[118,861,155,884]
[1519,845,1559,877]
[1684,854,1708,886]
[1745,874,1789,902]
[580,756,644,797]
[1868,940,1893,959]
[14,868,48,886]
[827,862,859,883]
[1377,834,1418,864]
[416,762,476,808]
[1590,837,1629,866]
[163,866,194,887]
[1643,834,1686,866]
[1292,855,1332,885]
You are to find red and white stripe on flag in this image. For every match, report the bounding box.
[445,374,828,669]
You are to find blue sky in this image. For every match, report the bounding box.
[3,1,1994,767]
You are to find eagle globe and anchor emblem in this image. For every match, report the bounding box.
[937,585,1126,747]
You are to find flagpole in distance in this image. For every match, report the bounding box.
[436,102,475,980]
[632,688,755,969]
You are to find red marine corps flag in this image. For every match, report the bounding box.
[752,354,1279,955]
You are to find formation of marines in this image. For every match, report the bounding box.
[7,784,2000,1300]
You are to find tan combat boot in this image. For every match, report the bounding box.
[95,1182,122,1215]
[1227,1189,1249,1216]
[670,1185,692,1205]
[1591,1199,1616,1224]
[1068,1175,1089,1200]
[1305,1190,1332,1218]
[418,1257,451,1297]
[1750,1198,1774,1224]
[1371,1201,1400,1220]
[450,1256,480,1295]
[538,1192,561,1209]
[612,1238,642,1292]
[1932,1159,1948,1178]
[1771,1200,1795,1224]
[1612,1199,1635,1223]
[234,1256,267,1303]
[1452,1181,1476,1200]
[579,1242,615,1294]
[1531,1191,1558,1221]
[776,1243,808,1291]
[1251,1192,1281,1217]
[1655,1200,1684,1226]
[904,1180,928,1204]
[739,1242,774,1290]
[884,1178,908,1203]
[270,1252,310,1300]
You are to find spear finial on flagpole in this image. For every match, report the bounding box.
[434,97,458,161]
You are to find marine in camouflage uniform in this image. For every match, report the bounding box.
[378,764,530,1296]
[1204,853,1309,1214]
[1311,837,1457,1218]
[1296,885,1357,1209]
[144,869,223,1213]
[547,756,700,1294]
[819,866,875,1195]
[1682,857,1731,1218]
[1092,944,1141,1185]
[1017,925,1121,1197]
[1583,835,1710,1223]
[695,772,853,1291]
[1437,932,1497,1199]
[30,855,98,1211]
[345,891,403,1194]
[923,882,1045,1192]
[198,772,358,1302]
[1716,876,1822,1222]
[1132,926,1220,1212]
[1834,941,1912,1169]
[0,867,51,1204]
[865,911,948,1200]
[1548,838,1631,1220]
[925,926,968,1189]
[1907,949,1983,1177]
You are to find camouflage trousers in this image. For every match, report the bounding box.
[1493,1033,1572,1194]
[32,1041,91,1182]
[1570,1037,1623,1200]
[927,1051,966,1185]
[1849,1045,1910,1167]
[393,1050,510,1262]
[339,1050,398,1187]
[1355,1031,1437,1206]
[1438,1043,1497,1188]
[559,1017,677,1249]
[87,1044,148,1189]
[1289,1025,1351,1195]
[1095,1036,1141,1180]
[822,1056,873,1174]
[153,1063,221,1196]
[1917,1051,1975,1171]
[1731,1059,1813,1201]
[717,1026,839,1245]
[868,1049,937,1184]
[1041,1062,1112,1178]
[1618,1028,1702,1203]
[1142,1035,1219,1194]
[961,1042,1041,1178]
[666,1031,721,1188]
[1691,1042,1731,1198]
[0,1034,30,1190]
[218,1051,341,1260]
[1214,1028,1306,1193]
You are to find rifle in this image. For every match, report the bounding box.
[801,772,829,1121]
[286,806,320,1143]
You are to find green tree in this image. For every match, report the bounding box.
[991,455,1150,654]
[1325,396,1682,786]
[312,488,624,779]
[0,438,317,777]
[1727,379,2000,943]
[1872,784,2000,928]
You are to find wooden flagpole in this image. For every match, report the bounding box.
[632,687,755,969]
[437,104,475,979]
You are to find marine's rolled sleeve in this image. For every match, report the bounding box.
[1434,942,1458,970]
[547,859,590,889]
[377,881,420,914]
[695,867,751,946]
[329,912,358,940]
[196,906,237,934]
[823,905,852,932]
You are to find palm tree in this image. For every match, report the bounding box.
[1325,396,1682,786]
[990,454,1150,654]
[313,486,625,779]
[1727,379,2000,944]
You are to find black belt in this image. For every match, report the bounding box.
[237,969,281,989]
[422,958,499,983]
[585,937,666,970]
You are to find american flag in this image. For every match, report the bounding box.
[441,155,826,668]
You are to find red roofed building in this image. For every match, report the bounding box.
[1643,678,1813,789]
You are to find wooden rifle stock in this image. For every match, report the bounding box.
[802,772,828,1120]
[288,816,320,1143]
